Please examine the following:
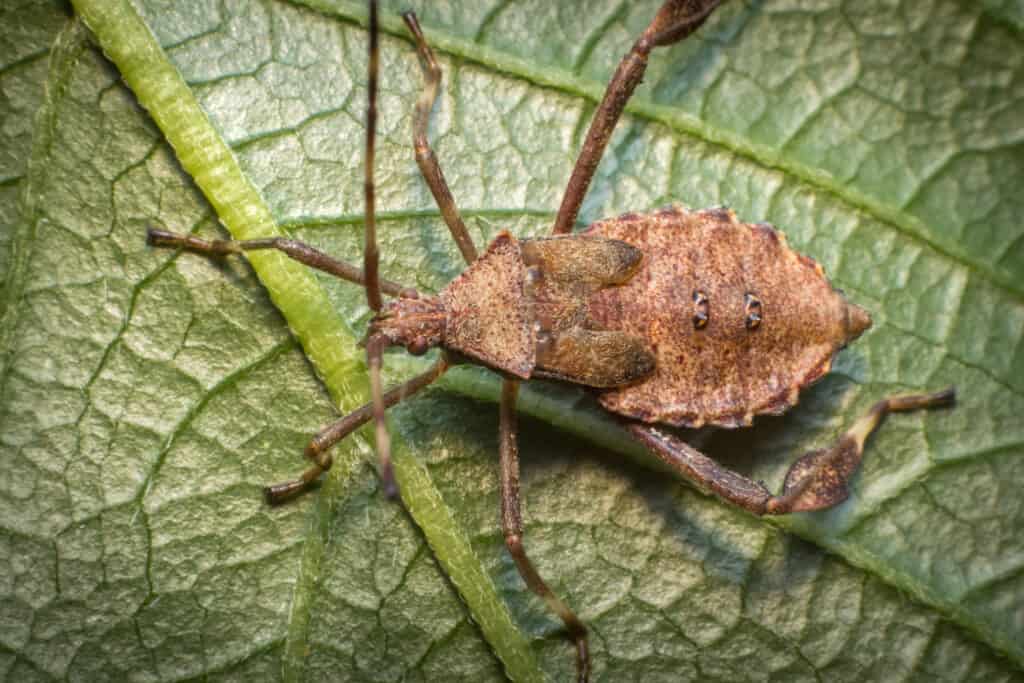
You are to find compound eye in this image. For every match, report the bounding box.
[744,293,762,330]
[692,290,709,330]
[407,338,430,356]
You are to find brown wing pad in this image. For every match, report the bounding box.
[535,327,655,388]
[522,235,654,388]
[521,236,643,290]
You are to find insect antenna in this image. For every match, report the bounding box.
[363,0,397,498]
[364,0,381,313]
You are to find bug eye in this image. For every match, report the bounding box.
[692,290,709,330]
[744,293,762,330]
[407,338,430,356]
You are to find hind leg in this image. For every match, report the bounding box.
[552,0,724,235]
[630,388,955,515]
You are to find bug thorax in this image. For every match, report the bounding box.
[369,295,445,356]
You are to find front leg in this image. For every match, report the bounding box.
[402,11,478,265]
[630,388,955,515]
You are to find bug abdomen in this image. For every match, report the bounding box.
[584,206,865,428]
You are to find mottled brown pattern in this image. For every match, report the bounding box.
[585,205,869,428]
[441,232,536,378]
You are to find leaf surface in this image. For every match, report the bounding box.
[1,1,1022,681]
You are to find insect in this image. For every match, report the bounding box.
[147,1,955,680]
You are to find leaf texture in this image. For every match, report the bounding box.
[1,1,1022,681]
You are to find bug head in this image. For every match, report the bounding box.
[365,296,446,356]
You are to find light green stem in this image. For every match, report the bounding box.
[69,0,544,680]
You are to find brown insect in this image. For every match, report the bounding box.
[148,1,955,680]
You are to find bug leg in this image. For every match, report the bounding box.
[499,379,590,682]
[366,333,397,497]
[629,387,955,515]
[552,0,724,235]
[402,11,478,265]
[265,355,449,504]
[146,229,418,299]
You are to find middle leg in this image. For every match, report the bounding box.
[499,379,590,682]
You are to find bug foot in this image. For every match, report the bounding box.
[768,387,956,513]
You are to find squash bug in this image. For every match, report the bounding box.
[147,1,956,679]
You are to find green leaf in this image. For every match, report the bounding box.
[2,1,1022,681]
[0,0,70,354]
